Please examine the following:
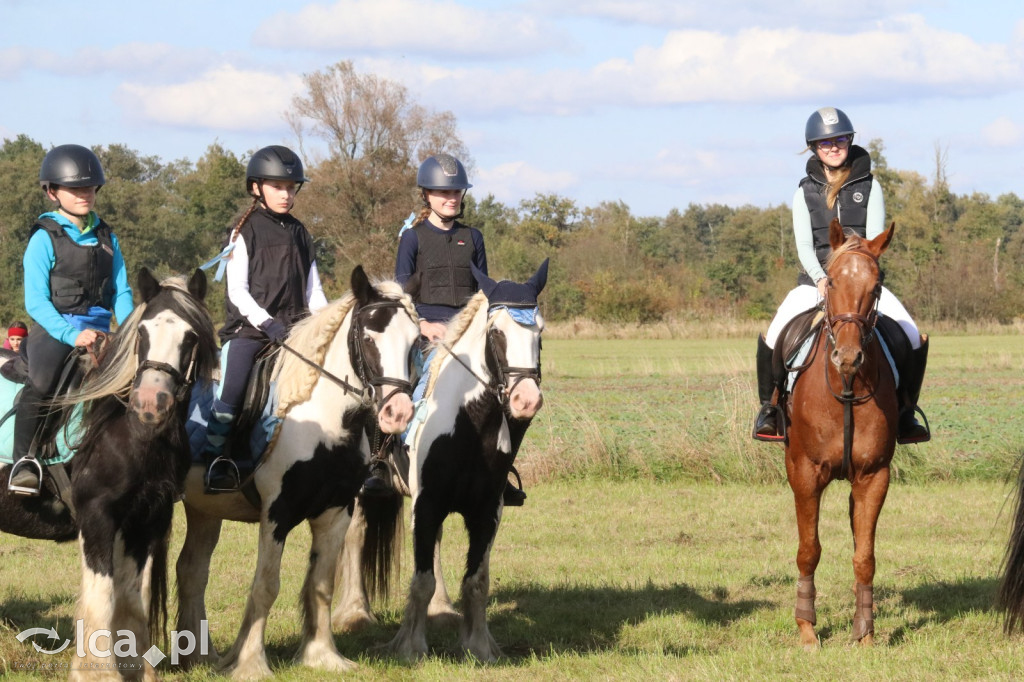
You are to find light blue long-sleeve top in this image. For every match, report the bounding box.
[23,211,135,346]
[791,177,886,283]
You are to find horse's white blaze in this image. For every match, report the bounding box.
[134,310,192,420]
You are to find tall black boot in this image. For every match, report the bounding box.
[897,335,930,444]
[9,386,44,494]
[753,334,785,441]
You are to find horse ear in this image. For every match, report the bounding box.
[472,263,499,299]
[527,258,550,296]
[137,267,160,303]
[351,265,373,304]
[868,222,895,257]
[403,271,422,299]
[828,218,846,251]
[188,268,207,302]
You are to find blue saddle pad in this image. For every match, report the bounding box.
[185,379,281,465]
[0,374,79,465]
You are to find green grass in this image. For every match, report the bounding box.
[1,334,1023,679]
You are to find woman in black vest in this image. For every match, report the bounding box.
[204,145,328,493]
[390,155,525,505]
[752,107,929,445]
[8,145,135,494]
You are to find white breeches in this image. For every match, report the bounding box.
[764,284,921,350]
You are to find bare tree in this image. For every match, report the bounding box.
[286,61,471,279]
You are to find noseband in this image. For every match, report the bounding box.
[349,300,415,409]
[134,338,199,404]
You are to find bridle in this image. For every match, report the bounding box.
[821,248,884,481]
[278,299,415,412]
[821,248,884,405]
[439,304,542,406]
[133,332,200,405]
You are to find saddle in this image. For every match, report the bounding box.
[773,307,913,395]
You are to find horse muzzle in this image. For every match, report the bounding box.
[129,371,178,426]
[508,378,543,420]
[377,391,414,434]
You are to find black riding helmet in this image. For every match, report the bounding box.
[39,144,105,191]
[417,154,472,191]
[246,145,309,197]
[805,107,855,145]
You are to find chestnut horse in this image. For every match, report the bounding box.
[784,219,898,648]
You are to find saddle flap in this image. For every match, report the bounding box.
[774,307,824,375]
[229,347,279,462]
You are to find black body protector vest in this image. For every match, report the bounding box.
[220,208,314,343]
[33,217,115,314]
[413,221,478,307]
[797,145,873,286]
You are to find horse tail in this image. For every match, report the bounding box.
[148,530,170,647]
[360,492,404,603]
[998,456,1024,634]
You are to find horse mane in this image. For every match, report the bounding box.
[273,279,417,417]
[424,290,487,397]
[63,274,219,407]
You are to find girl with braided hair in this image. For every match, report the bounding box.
[204,145,329,493]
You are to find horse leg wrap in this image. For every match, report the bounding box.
[795,574,816,625]
[851,583,874,641]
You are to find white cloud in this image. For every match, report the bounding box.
[475,161,577,204]
[115,66,304,132]
[0,43,222,80]
[254,0,568,59]
[377,15,1024,115]
[980,116,1023,147]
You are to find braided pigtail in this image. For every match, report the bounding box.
[228,198,260,245]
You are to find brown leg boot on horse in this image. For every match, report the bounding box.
[897,335,930,444]
[753,334,785,442]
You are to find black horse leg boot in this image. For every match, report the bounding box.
[897,335,930,444]
[753,335,784,441]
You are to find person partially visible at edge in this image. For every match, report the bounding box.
[203,145,328,494]
[8,145,135,493]
[391,153,526,507]
[752,107,929,445]
[4,321,27,352]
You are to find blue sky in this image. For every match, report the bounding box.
[1,0,1022,217]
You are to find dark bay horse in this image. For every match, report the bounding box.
[784,220,898,648]
[384,260,547,662]
[174,266,420,680]
[0,268,218,680]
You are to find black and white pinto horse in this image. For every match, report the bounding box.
[174,266,419,680]
[0,268,217,681]
[383,260,547,662]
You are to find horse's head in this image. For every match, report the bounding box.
[349,265,420,434]
[130,268,217,427]
[473,259,548,420]
[824,219,894,378]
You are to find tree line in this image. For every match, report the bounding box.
[1,60,1022,328]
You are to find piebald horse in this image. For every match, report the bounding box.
[384,260,547,662]
[0,268,218,681]
[174,266,419,680]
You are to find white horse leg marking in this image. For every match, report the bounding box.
[460,539,501,662]
[332,501,376,632]
[72,535,116,682]
[388,570,435,661]
[297,509,357,672]
[175,503,224,668]
[220,520,284,681]
[427,528,460,625]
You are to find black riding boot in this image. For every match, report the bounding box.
[897,335,930,444]
[503,465,527,506]
[753,334,784,442]
[359,453,395,498]
[9,387,44,493]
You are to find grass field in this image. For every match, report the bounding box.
[1,333,1023,679]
